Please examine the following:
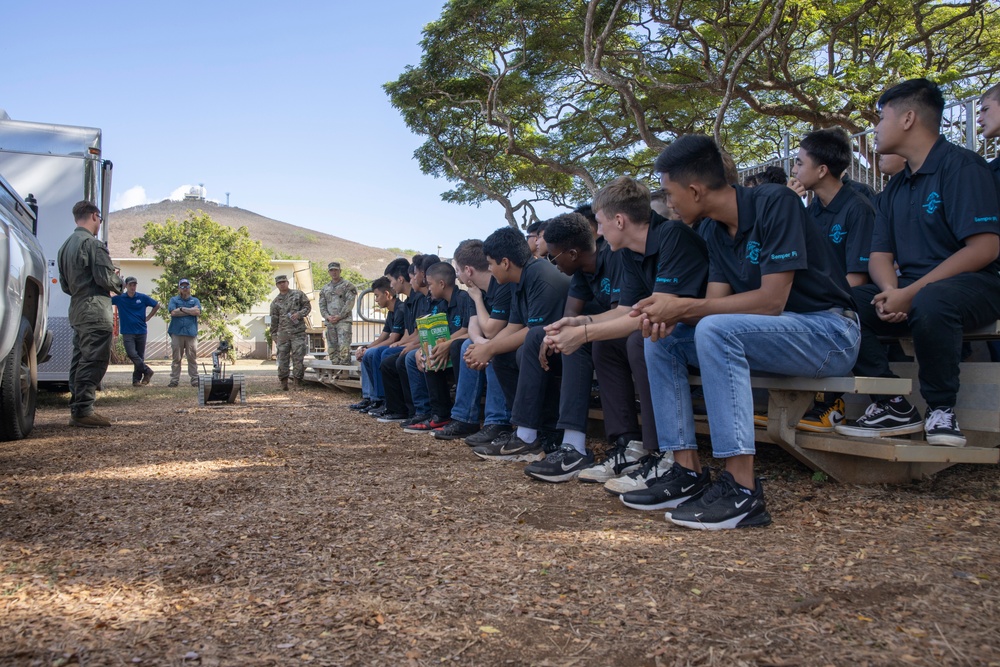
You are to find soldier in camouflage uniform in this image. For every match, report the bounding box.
[57,201,124,428]
[270,275,312,390]
[318,261,358,364]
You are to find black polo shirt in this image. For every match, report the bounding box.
[807,184,875,275]
[428,288,475,334]
[509,258,571,327]
[618,216,709,306]
[568,237,622,315]
[702,184,853,313]
[484,276,512,322]
[872,136,1000,284]
[382,297,403,336]
[403,290,430,334]
[843,175,877,203]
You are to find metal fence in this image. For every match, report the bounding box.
[740,96,999,191]
[352,288,388,345]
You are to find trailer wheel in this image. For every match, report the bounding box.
[0,317,37,440]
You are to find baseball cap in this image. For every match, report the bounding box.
[327,261,341,270]
[178,278,191,287]
[124,276,137,285]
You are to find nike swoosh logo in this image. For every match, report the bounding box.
[561,461,579,471]
[500,444,521,454]
[734,498,749,508]
[681,484,695,493]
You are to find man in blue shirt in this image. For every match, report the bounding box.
[836,79,1000,447]
[111,277,160,387]
[167,278,202,388]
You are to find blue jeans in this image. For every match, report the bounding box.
[405,349,431,416]
[449,339,512,424]
[646,311,860,458]
[362,346,397,399]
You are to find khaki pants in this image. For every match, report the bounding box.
[171,335,199,385]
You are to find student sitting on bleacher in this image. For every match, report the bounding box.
[978,83,1000,363]
[349,276,403,413]
[364,258,412,418]
[433,240,514,443]
[836,79,1000,447]
[465,227,571,461]
[630,134,860,530]
[788,127,876,432]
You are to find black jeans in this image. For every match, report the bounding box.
[424,342,464,419]
[492,327,561,430]
[379,349,407,415]
[593,331,653,449]
[122,333,152,384]
[852,270,1000,407]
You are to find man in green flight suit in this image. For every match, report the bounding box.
[57,201,124,427]
[318,261,358,365]
[270,275,311,390]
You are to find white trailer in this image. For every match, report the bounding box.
[0,110,113,384]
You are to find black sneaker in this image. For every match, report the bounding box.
[834,397,923,437]
[349,398,374,411]
[464,424,512,447]
[360,399,384,414]
[666,471,772,530]
[368,406,391,418]
[400,414,430,428]
[620,463,711,510]
[434,420,480,441]
[524,445,595,483]
[403,415,450,434]
[538,430,564,454]
[376,412,408,423]
[473,433,545,462]
[924,407,966,447]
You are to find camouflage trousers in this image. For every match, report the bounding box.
[276,334,307,380]
[69,326,113,417]
[325,321,353,365]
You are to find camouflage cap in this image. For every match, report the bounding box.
[275,275,289,284]
[327,261,341,271]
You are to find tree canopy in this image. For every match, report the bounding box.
[130,211,273,344]
[385,0,1000,226]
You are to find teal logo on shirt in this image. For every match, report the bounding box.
[600,277,611,295]
[746,241,761,265]
[829,224,846,244]
[452,315,461,328]
[923,192,941,214]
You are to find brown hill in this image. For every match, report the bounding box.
[108,200,400,279]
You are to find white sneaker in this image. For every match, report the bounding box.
[603,451,674,495]
[578,440,646,483]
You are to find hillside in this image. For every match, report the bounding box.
[108,200,400,279]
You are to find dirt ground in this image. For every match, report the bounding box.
[1,369,998,667]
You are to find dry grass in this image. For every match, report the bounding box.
[1,375,998,666]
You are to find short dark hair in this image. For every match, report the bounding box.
[592,176,651,225]
[800,127,852,177]
[759,165,788,185]
[653,135,728,190]
[542,213,594,252]
[878,78,944,129]
[483,227,532,268]
[417,254,440,272]
[743,173,760,188]
[384,258,410,280]
[371,276,392,294]
[453,239,488,272]
[983,83,1000,104]
[425,261,457,286]
[525,221,543,235]
[73,200,99,221]
[572,203,599,235]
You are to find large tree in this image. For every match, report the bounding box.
[130,211,273,345]
[386,0,1000,226]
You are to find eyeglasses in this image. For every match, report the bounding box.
[95,212,103,222]
[548,250,566,265]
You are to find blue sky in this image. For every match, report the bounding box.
[2,1,559,257]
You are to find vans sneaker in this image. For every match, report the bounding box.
[835,397,922,437]
[603,451,673,495]
[620,463,711,510]
[433,420,480,441]
[578,439,645,483]
[524,445,595,483]
[666,471,772,530]
[797,398,846,433]
[924,407,966,447]
[473,433,545,462]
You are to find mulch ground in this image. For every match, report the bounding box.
[1,372,998,667]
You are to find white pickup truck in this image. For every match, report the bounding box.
[0,174,49,439]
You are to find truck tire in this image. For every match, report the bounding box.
[0,317,37,440]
